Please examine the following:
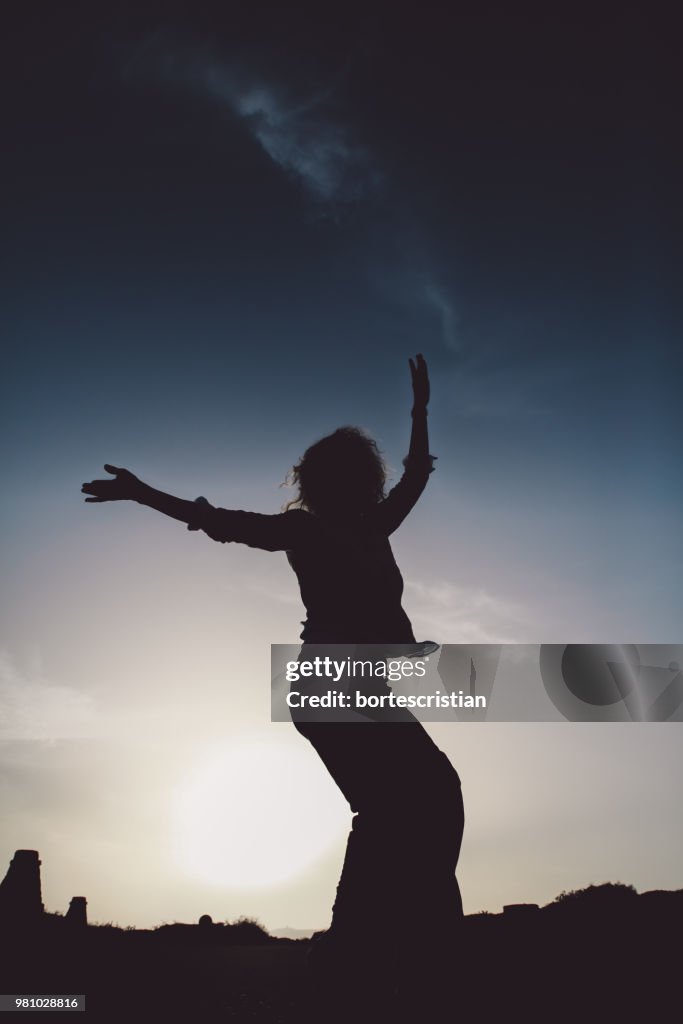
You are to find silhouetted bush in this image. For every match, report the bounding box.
[548,882,638,915]
[153,915,273,946]
[225,915,271,943]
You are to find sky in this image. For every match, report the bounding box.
[1,2,682,931]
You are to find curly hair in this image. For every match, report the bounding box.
[282,426,388,516]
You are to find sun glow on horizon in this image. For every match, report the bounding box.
[169,733,351,889]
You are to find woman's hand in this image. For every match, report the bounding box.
[81,465,145,503]
[409,352,430,411]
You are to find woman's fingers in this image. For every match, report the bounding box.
[409,353,430,408]
[82,465,120,496]
[82,469,137,502]
[409,355,428,385]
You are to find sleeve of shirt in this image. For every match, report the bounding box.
[365,453,437,536]
[187,499,307,552]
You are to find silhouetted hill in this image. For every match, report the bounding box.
[269,925,315,940]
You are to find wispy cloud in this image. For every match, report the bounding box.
[405,579,531,643]
[421,279,460,352]
[369,258,461,353]
[0,651,226,749]
[129,39,464,349]
[201,67,378,202]
[137,41,379,204]
[0,651,98,742]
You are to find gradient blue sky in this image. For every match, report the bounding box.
[1,2,682,929]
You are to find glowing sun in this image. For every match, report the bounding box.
[170,733,350,888]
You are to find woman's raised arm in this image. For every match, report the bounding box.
[407,353,431,464]
[364,354,437,536]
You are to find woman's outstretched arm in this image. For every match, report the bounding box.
[81,465,304,551]
[82,465,200,525]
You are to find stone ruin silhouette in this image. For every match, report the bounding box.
[0,850,44,926]
[65,896,88,928]
[0,849,87,929]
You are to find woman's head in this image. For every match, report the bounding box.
[284,426,387,517]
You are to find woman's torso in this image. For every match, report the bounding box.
[286,511,416,643]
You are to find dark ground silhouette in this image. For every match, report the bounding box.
[2,884,679,1022]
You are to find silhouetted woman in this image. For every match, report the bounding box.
[82,354,464,1012]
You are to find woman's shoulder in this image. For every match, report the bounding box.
[281,506,317,538]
